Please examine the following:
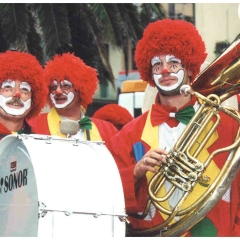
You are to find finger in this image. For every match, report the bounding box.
[135,153,165,180]
[143,157,148,165]
[144,165,158,174]
[140,160,159,174]
[153,147,169,155]
[134,160,158,179]
[142,156,161,169]
[145,152,167,165]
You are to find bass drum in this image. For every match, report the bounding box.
[0,134,126,237]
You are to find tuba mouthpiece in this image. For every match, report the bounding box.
[180,84,192,96]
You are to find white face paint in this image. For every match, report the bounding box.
[1,80,31,93]
[50,91,75,109]
[151,55,185,93]
[49,79,75,109]
[0,95,31,115]
[0,80,32,116]
[153,69,185,91]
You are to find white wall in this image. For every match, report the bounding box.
[195,3,240,63]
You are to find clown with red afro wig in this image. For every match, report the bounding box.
[135,19,207,87]
[105,19,240,237]
[44,52,98,108]
[0,50,47,119]
[28,52,119,141]
[93,104,133,130]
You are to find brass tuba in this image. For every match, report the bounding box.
[127,34,240,237]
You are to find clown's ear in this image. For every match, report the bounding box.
[187,69,193,77]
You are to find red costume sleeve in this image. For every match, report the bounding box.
[106,113,150,213]
[0,122,12,139]
[27,113,51,135]
[91,117,118,141]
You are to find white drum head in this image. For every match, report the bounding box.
[0,135,38,237]
[0,135,126,237]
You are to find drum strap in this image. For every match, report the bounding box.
[86,129,91,140]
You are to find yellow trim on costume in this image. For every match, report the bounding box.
[48,108,63,136]
[47,107,102,140]
[141,108,173,221]
[141,108,159,150]
[141,107,220,225]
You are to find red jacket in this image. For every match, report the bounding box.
[0,122,12,140]
[106,103,240,237]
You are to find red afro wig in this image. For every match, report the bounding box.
[135,19,207,86]
[0,50,47,119]
[93,104,133,130]
[44,52,99,108]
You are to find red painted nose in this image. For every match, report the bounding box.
[14,92,21,98]
[55,90,61,95]
[161,68,169,74]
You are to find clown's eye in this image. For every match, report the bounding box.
[170,61,179,64]
[1,80,15,89]
[20,82,31,93]
[168,58,181,64]
[3,85,12,89]
[61,84,73,91]
[49,85,58,91]
[60,80,73,91]
[21,87,30,93]
[153,62,162,67]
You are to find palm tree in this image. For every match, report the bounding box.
[0,3,166,86]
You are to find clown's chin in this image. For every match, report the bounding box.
[54,102,71,109]
[156,74,189,97]
[156,85,182,96]
[0,106,28,116]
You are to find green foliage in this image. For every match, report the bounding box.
[0,3,166,86]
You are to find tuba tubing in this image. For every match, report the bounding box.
[161,146,240,236]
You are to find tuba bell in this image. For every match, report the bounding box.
[127,33,240,237]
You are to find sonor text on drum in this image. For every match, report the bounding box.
[0,168,28,193]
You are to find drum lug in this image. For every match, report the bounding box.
[38,201,47,218]
[93,212,102,218]
[45,136,53,144]
[73,139,80,146]
[64,210,73,216]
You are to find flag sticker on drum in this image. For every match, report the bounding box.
[10,161,17,172]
